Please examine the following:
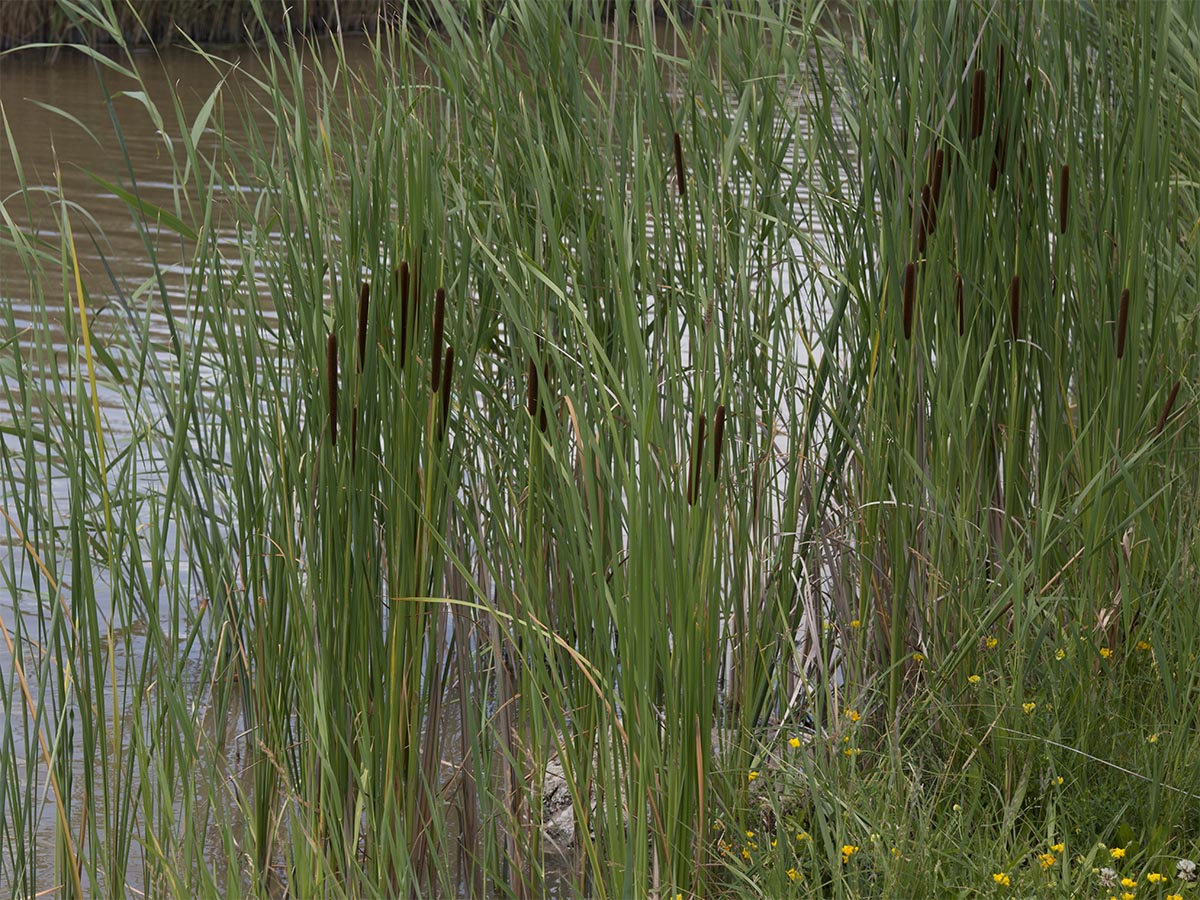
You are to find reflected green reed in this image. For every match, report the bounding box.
[2,1,1200,897]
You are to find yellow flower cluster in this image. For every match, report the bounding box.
[992,871,1011,887]
[841,844,860,864]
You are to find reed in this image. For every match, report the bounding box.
[1,3,1197,899]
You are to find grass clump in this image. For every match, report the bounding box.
[1,1,1199,897]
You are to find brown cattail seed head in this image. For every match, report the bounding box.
[902,261,916,340]
[970,68,986,140]
[327,332,339,447]
[357,281,370,370]
[1155,380,1181,436]
[527,356,539,422]
[431,287,446,394]
[688,413,707,506]
[398,261,410,366]
[439,346,455,440]
[673,132,686,198]
[919,183,933,249]
[1116,288,1130,360]
[712,404,727,481]
[1058,165,1070,234]
[1009,275,1021,340]
[955,271,964,336]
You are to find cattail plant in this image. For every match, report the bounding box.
[673,131,686,198]
[327,332,339,447]
[1009,275,1021,340]
[918,183,932,251]
[431,286,446,393]
[712,404,726,480]
[687,413,707,506]
[1058,165,1070,234]
[357,281,370,369]
[955,271,964,336]
[970,67,986,140]
[1155,380,1181,436]
[439,346,454,441]
[989,126,1008,191]
[397,261,410,366]
[1116,288,1130,359]
[902,261,916,340]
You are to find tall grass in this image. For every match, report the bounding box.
[2,1,1198,897]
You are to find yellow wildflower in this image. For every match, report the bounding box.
[850,619,861,629]
[1100,647,1114,659]
[841,844,860,863]
[986,636,999,649]
[912,652,925,662]
[1147,732,1160,743]
[747,771,759,782]
[742,847,751,860]
[992,872,1011,887]
[1055,647,1066,660]
[1111,847,1126,859]
[891,847,900,858]
[1168,895,1183,900]
[1121,877,1137,887]
[844,746,861,756]
[968,674,982,684]
[1039,852,1057,869]
[789,736,801,749]
[1147,872,1165,884]
[787,867,800,882]
[1056,776,1064,785]
[1122,894,1135,900]
[1023,702,1037,714]
[846,709,861,723]
[796,831,810,842]
[1136,640,1152,651]
[1050,843,1064,853]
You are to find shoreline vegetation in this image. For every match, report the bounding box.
[2,1,1199,897]
[0,0,694,51]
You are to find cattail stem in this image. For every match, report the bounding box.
[398,261,410,367]
[712,404,727,481]
[970,68,986,140]
[326,332,339,447]
[357,281,370,370]
[673,132,686,198]
[431,287,446,394]
[1116,288,1130,360]
[1009,275,1020,340]
[687,414,707,506]
[439,346,455,441]
[1154,380,1181,436]
[902,261,916,340]
[955,272,964,336]
[1058,165,1070,234]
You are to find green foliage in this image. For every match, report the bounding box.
[1,1,1198,897]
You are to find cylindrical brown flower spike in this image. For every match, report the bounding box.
[955,272,964,336]
[1154,380,1181,437]
[439,346,454,441]
[527,355,539,422]
[398,261,410,367]
[430,287,446,394]
[673,132,686,199]
[902,261,916,340]
[327,332,339,447]
[357,281,370,370]
[1009,275,1021,340]
[687,413,707,506]
[1116,288,1130,360]
[1058,165,1070,234]
[919,183,933,249]
[932,149,945,205]
[712,404,727,481]
[970,68,986,140]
